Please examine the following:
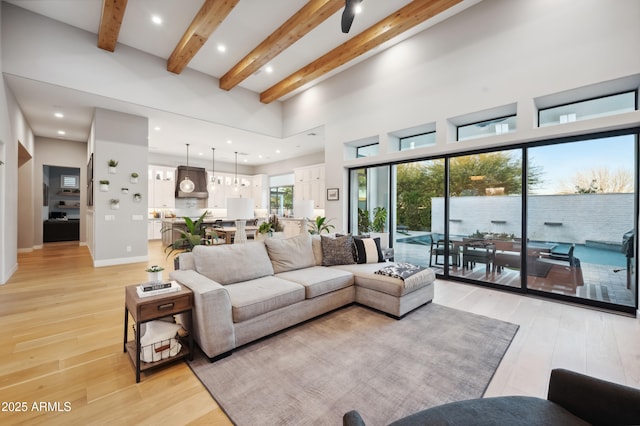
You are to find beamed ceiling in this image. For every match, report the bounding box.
[3,0,480,165]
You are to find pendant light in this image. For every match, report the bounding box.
[234,151,239,192]
[179,143,195,193]
[208,147,216,192]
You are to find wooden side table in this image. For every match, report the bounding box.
[123,284,193,383]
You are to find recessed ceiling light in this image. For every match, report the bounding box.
[258,154,263,159]
[243,158,248,163]
[275,149,281,154]
[217,44,226,53]
[54,112,64,118]
[151,15,162,25]
[154,126,161,131]
[57,130,66,135]
[265,66,273,73]
[355,5,363,14]
[227,140,232,144]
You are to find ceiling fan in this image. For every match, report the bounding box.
[341,0,364,33]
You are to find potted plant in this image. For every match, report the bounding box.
[163,211,214,267]
[370,207,389,249]
[99,180,110,192]
[133,193,142,202]
[109,198,120,210]
[308,216,335,234]
[145,265,164,283]
[108,159,118,174]
[255,220,275,241]
[357,208,372,235]
[130,172,139,184]
[121,187,129,194]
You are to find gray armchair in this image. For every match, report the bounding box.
[343,368,640,426]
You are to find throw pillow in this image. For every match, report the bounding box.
[193,243,274,285]
[354,237,384,264]
[321,234,356,266]
[264,232,316,273]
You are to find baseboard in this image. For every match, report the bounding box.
[94,255,148,267]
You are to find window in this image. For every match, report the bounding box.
[356,143,379,158]
[61,175,79,189]
[399,132,436,151]
[269,186,293,216]
[457,115,517,141]
[539,91,636,127]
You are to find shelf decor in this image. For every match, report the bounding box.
[130,172,139,184]
[121,187,129,194]
[108,159,119,174]
[99,180,110,192]
[110,198,120,210]
[133,193,142,202]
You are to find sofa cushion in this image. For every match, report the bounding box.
[265,232,316,273]
[353,237,383,264]
[331,262,435,297]
[224,276,305,323]
[276,266,354,298]
[192,242,274,285]
[321,234,356,266]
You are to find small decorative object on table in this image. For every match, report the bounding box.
[145,265,164,283]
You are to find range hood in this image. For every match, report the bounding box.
[175,166,209,199]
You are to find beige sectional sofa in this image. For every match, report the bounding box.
[170,233,435,361]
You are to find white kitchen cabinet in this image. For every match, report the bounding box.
[147,220,163,240]
[148,166,175,209]
[294,164,325,210]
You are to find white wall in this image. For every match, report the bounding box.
[432,194,634,245]
[282,0,640,232]
[92,108,149,266]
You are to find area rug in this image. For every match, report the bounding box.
[188,303,519,426]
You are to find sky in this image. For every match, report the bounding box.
[527,134,636,194]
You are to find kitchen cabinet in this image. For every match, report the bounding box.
[148,166,175,209]
[147,219,163,240]
[294,164,325,210]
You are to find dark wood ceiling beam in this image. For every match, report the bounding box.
[97,0,128,52]
[260,0,463,103]
[219,0,344,91]
[167,0,240,74]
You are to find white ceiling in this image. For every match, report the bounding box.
[3,0,479,166]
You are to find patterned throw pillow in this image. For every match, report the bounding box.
[321,234,356,266]
[354,237,383,264]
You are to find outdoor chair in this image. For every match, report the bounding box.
[462,241,496,274]
[429,239,457,267]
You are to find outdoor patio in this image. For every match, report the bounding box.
[393,231,635,307]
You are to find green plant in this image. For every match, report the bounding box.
[357,208,372,234]
[145,265,164,273]
[131,172,139,178]
[163,211,214,258]
[371,207,387,233]
[99,180,109,185]
[258,221,274,235]
[308,216,335,235]
[108,159,119,167]
[109,198,119,204]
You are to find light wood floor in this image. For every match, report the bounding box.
[0,241,638,425]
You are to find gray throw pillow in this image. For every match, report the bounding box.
[264,232,316,273]
[321,234,356,266]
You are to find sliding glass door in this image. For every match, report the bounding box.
[526,135,636,307]
[393,159,445,267]
[350,131,637,312]
[447,150,523,287]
